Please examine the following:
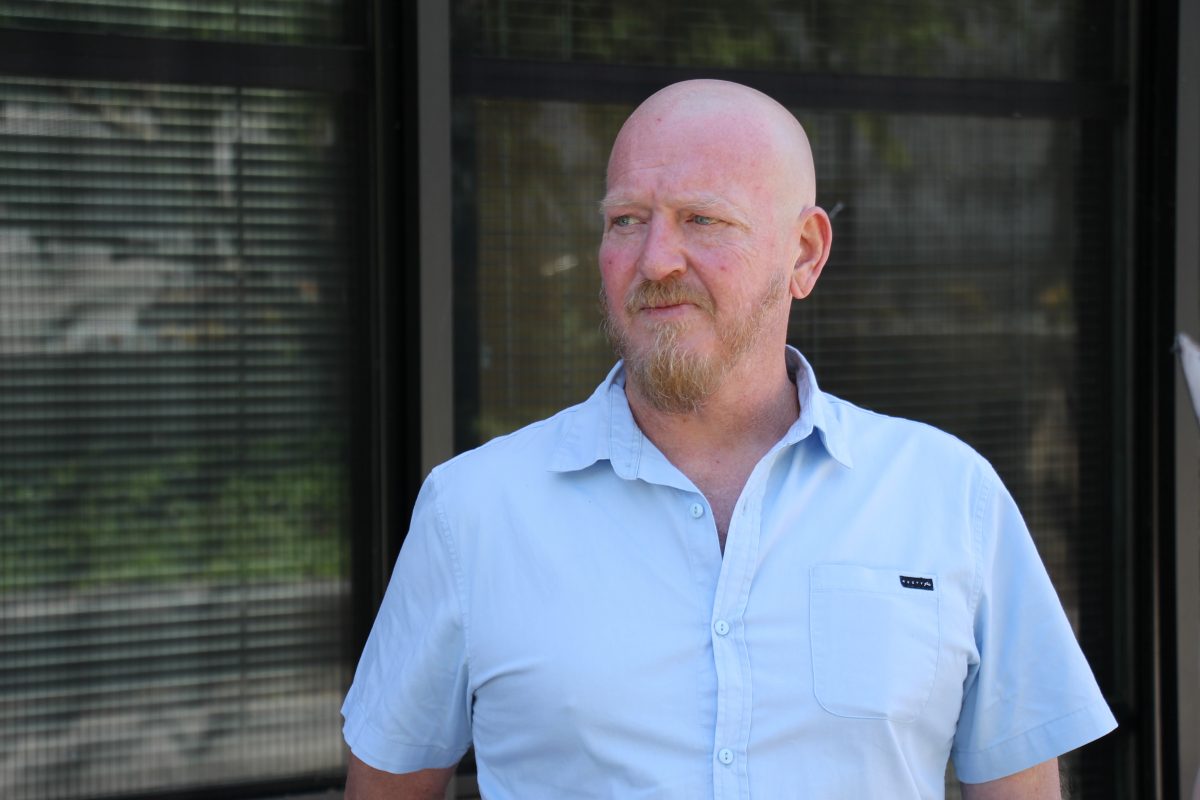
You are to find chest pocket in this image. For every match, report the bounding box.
[809,563,940,723]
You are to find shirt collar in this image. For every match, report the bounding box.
[782,346,855,469]
[548,345,854,475]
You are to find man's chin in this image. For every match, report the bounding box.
[632,326,714,358]
[622,348,725,414]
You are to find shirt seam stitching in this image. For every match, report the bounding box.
[428,468,474,724]
[968,464,995,618]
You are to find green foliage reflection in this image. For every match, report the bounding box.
[0,439,348,593]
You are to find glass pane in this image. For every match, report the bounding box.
[0,0,347,45]
[453,0,1115,81]
[0,77,356,798]
[454,97,1120,795]
[457,99,623,442]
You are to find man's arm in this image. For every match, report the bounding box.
[960,758,1061,800]
[344,752,456,800]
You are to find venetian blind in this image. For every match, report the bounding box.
[0,76,356,799]
[0,0,345,44]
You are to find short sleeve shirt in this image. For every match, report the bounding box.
[342,348,1117,798]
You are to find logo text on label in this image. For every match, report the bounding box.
[900,575,935,591]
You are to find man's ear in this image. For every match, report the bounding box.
[790,206,833,300]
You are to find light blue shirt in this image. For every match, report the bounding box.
[342,348,1116,798]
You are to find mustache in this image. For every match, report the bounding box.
[624,277,715,316]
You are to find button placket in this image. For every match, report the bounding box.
[709,449,783,799]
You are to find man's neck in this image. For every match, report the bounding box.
[627,368,798,458]
[625,353,800,549]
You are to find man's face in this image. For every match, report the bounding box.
[598,110,799,413]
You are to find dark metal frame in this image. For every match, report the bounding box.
[453,57,1126,120]
[0,28,366,91]
[1130,0,1181,796]
[356,0,423,603]
[450,97,482,455]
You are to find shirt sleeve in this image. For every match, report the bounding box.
[341,471,472,773]
[950,469,1117,783]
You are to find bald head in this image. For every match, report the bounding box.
[607,79,818,210]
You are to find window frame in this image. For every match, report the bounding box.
[435,3,1172,797]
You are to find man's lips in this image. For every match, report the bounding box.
[640,302,695,316]
[624,278,715,316]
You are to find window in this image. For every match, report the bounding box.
[0,4,375,798]
[450,0,1135,795]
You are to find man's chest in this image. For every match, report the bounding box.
[455,471,978,793]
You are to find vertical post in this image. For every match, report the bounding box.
[418,0,456,477]
[1174,0,1200,795]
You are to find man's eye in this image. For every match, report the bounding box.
[612,214,636,227]
[692,215,718,226]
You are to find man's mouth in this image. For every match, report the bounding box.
[624,278,715,316]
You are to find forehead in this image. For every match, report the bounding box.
[605,112,781,207]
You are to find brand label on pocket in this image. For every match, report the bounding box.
[899,575,935,591]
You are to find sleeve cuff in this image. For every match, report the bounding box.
[952,699,1118,784]
[344,718,467,775]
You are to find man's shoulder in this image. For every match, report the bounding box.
[431,398,593,484]
[820,391,997,476]
[415,399,602,548]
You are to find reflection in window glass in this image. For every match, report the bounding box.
[0,0,346,44]
[455,98,1117,796]
[0,77,355,799]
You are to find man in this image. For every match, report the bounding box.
[342,80,1116,799]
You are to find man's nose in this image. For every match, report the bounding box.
[636,217,687,281]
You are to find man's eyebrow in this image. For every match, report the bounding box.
[681,194,730,210]
[598,196,638,214]
[682,194,745,214]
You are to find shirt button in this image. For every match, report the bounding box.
[713,619,730,636]
[717,748,734,765]
[689,502,705,519]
